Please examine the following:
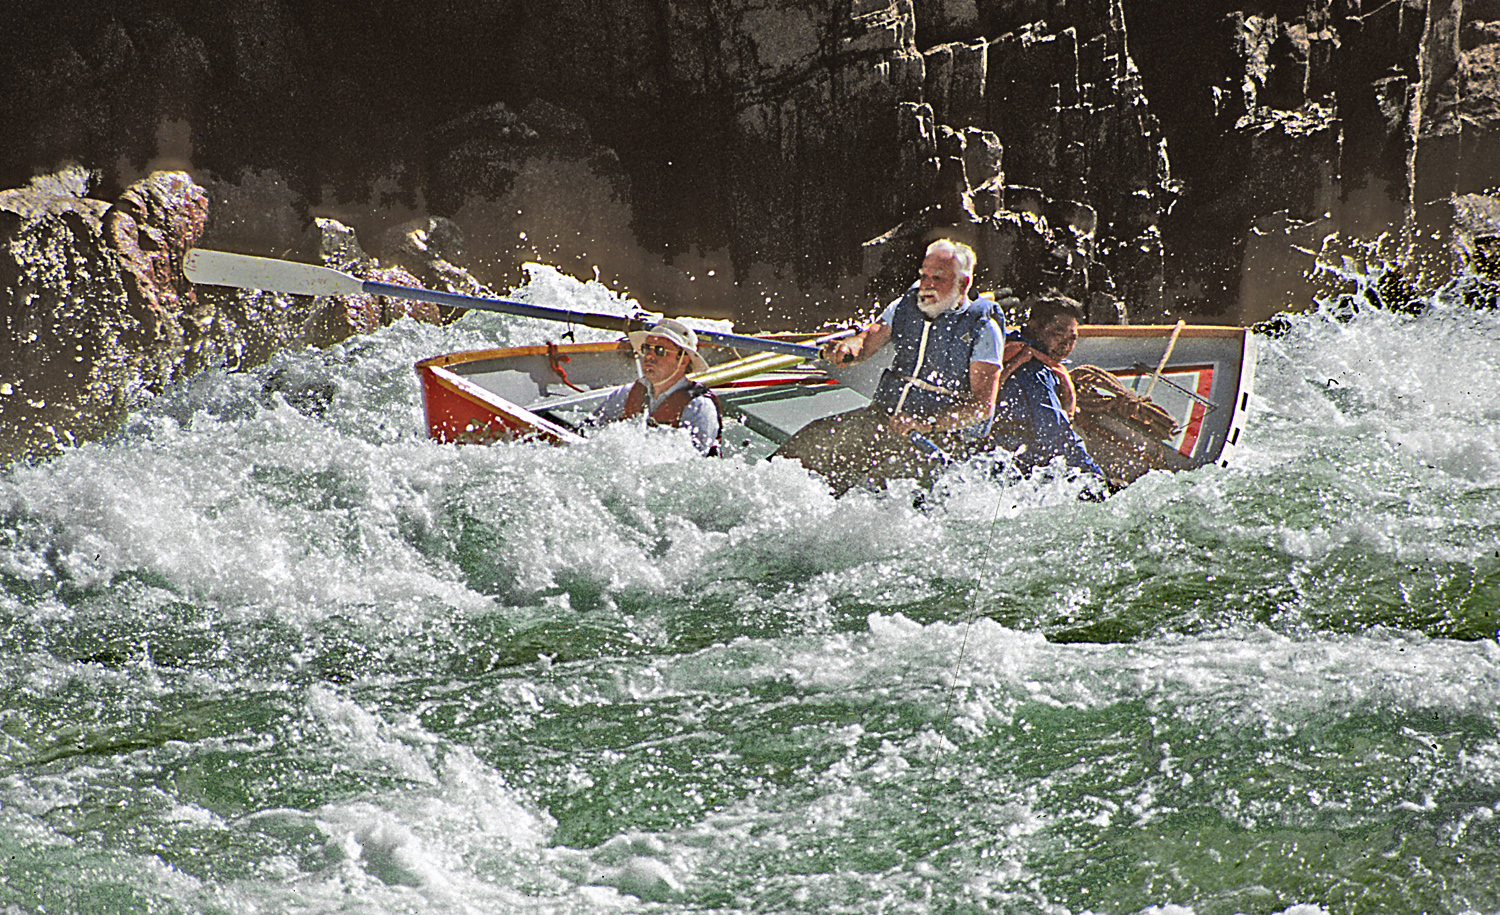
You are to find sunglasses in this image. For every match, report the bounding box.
[639,344,681,358]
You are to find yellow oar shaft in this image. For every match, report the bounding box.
[691,352,805,387]
[1143,320,1185,399]
[689,329,855,387]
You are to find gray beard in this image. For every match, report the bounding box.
[917,294,961,319]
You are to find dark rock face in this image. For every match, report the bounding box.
[0,171,450,463]
[5,1,1499,322]
[3,0,1500,457]
[0,171,133,458]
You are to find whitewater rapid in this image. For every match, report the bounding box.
[1,264,1497,914]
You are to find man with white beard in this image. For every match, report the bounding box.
[773,238,1004,495]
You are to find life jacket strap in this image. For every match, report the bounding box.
[1000,341,1077,418]
[884,371,967,399]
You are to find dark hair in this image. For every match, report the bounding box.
[1023,294,1085,331]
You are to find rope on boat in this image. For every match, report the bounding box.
[546,341,585,391]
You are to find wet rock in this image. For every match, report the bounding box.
[3,0,1500,366]
[103,170,210,349]
[0,170,466,461]
[1,169,164,462]
[299,219,404,345]
[1432,192,1500,309]
[197,170,319,262]
[318,217,369,273]
[1451,193,1500,270]
[201,215,452,355]
[377,216,480,302]
[423,100,635,295]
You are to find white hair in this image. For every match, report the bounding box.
[926,239,976,281]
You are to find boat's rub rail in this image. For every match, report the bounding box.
[416,340,627,371]
[1076,324,1245,339]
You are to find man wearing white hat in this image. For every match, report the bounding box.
[590,318,723,455]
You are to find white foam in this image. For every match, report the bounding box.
[3,260,1499,915]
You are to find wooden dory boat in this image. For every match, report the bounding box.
[415,323,1257,484]
[176,250,1254,484]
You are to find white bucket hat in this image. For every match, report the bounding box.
[627,318,709,374]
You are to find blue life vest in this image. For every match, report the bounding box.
[871,288,998,418]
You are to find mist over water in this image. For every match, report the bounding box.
[2,264,1498,914]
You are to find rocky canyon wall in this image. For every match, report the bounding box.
[6,0,1499,318]
[4,0,1500,459]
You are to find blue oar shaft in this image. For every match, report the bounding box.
[361,281,821,359]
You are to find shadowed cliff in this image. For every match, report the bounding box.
[4,0,1500,460]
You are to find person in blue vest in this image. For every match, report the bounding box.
[772,239,1004,494]
[988,294,1106,481]
[590,318,723,455]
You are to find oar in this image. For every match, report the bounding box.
[1142,319,1185,399]
[184,249,824,360]
[522,329,855,414]
[689,328,856,387]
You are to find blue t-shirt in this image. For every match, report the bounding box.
[990,334,1104,477]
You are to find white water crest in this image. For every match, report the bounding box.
[1,264,1498,914]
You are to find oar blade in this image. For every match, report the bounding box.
[185,249,366,297]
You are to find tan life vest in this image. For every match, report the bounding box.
[621,380,723,455]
